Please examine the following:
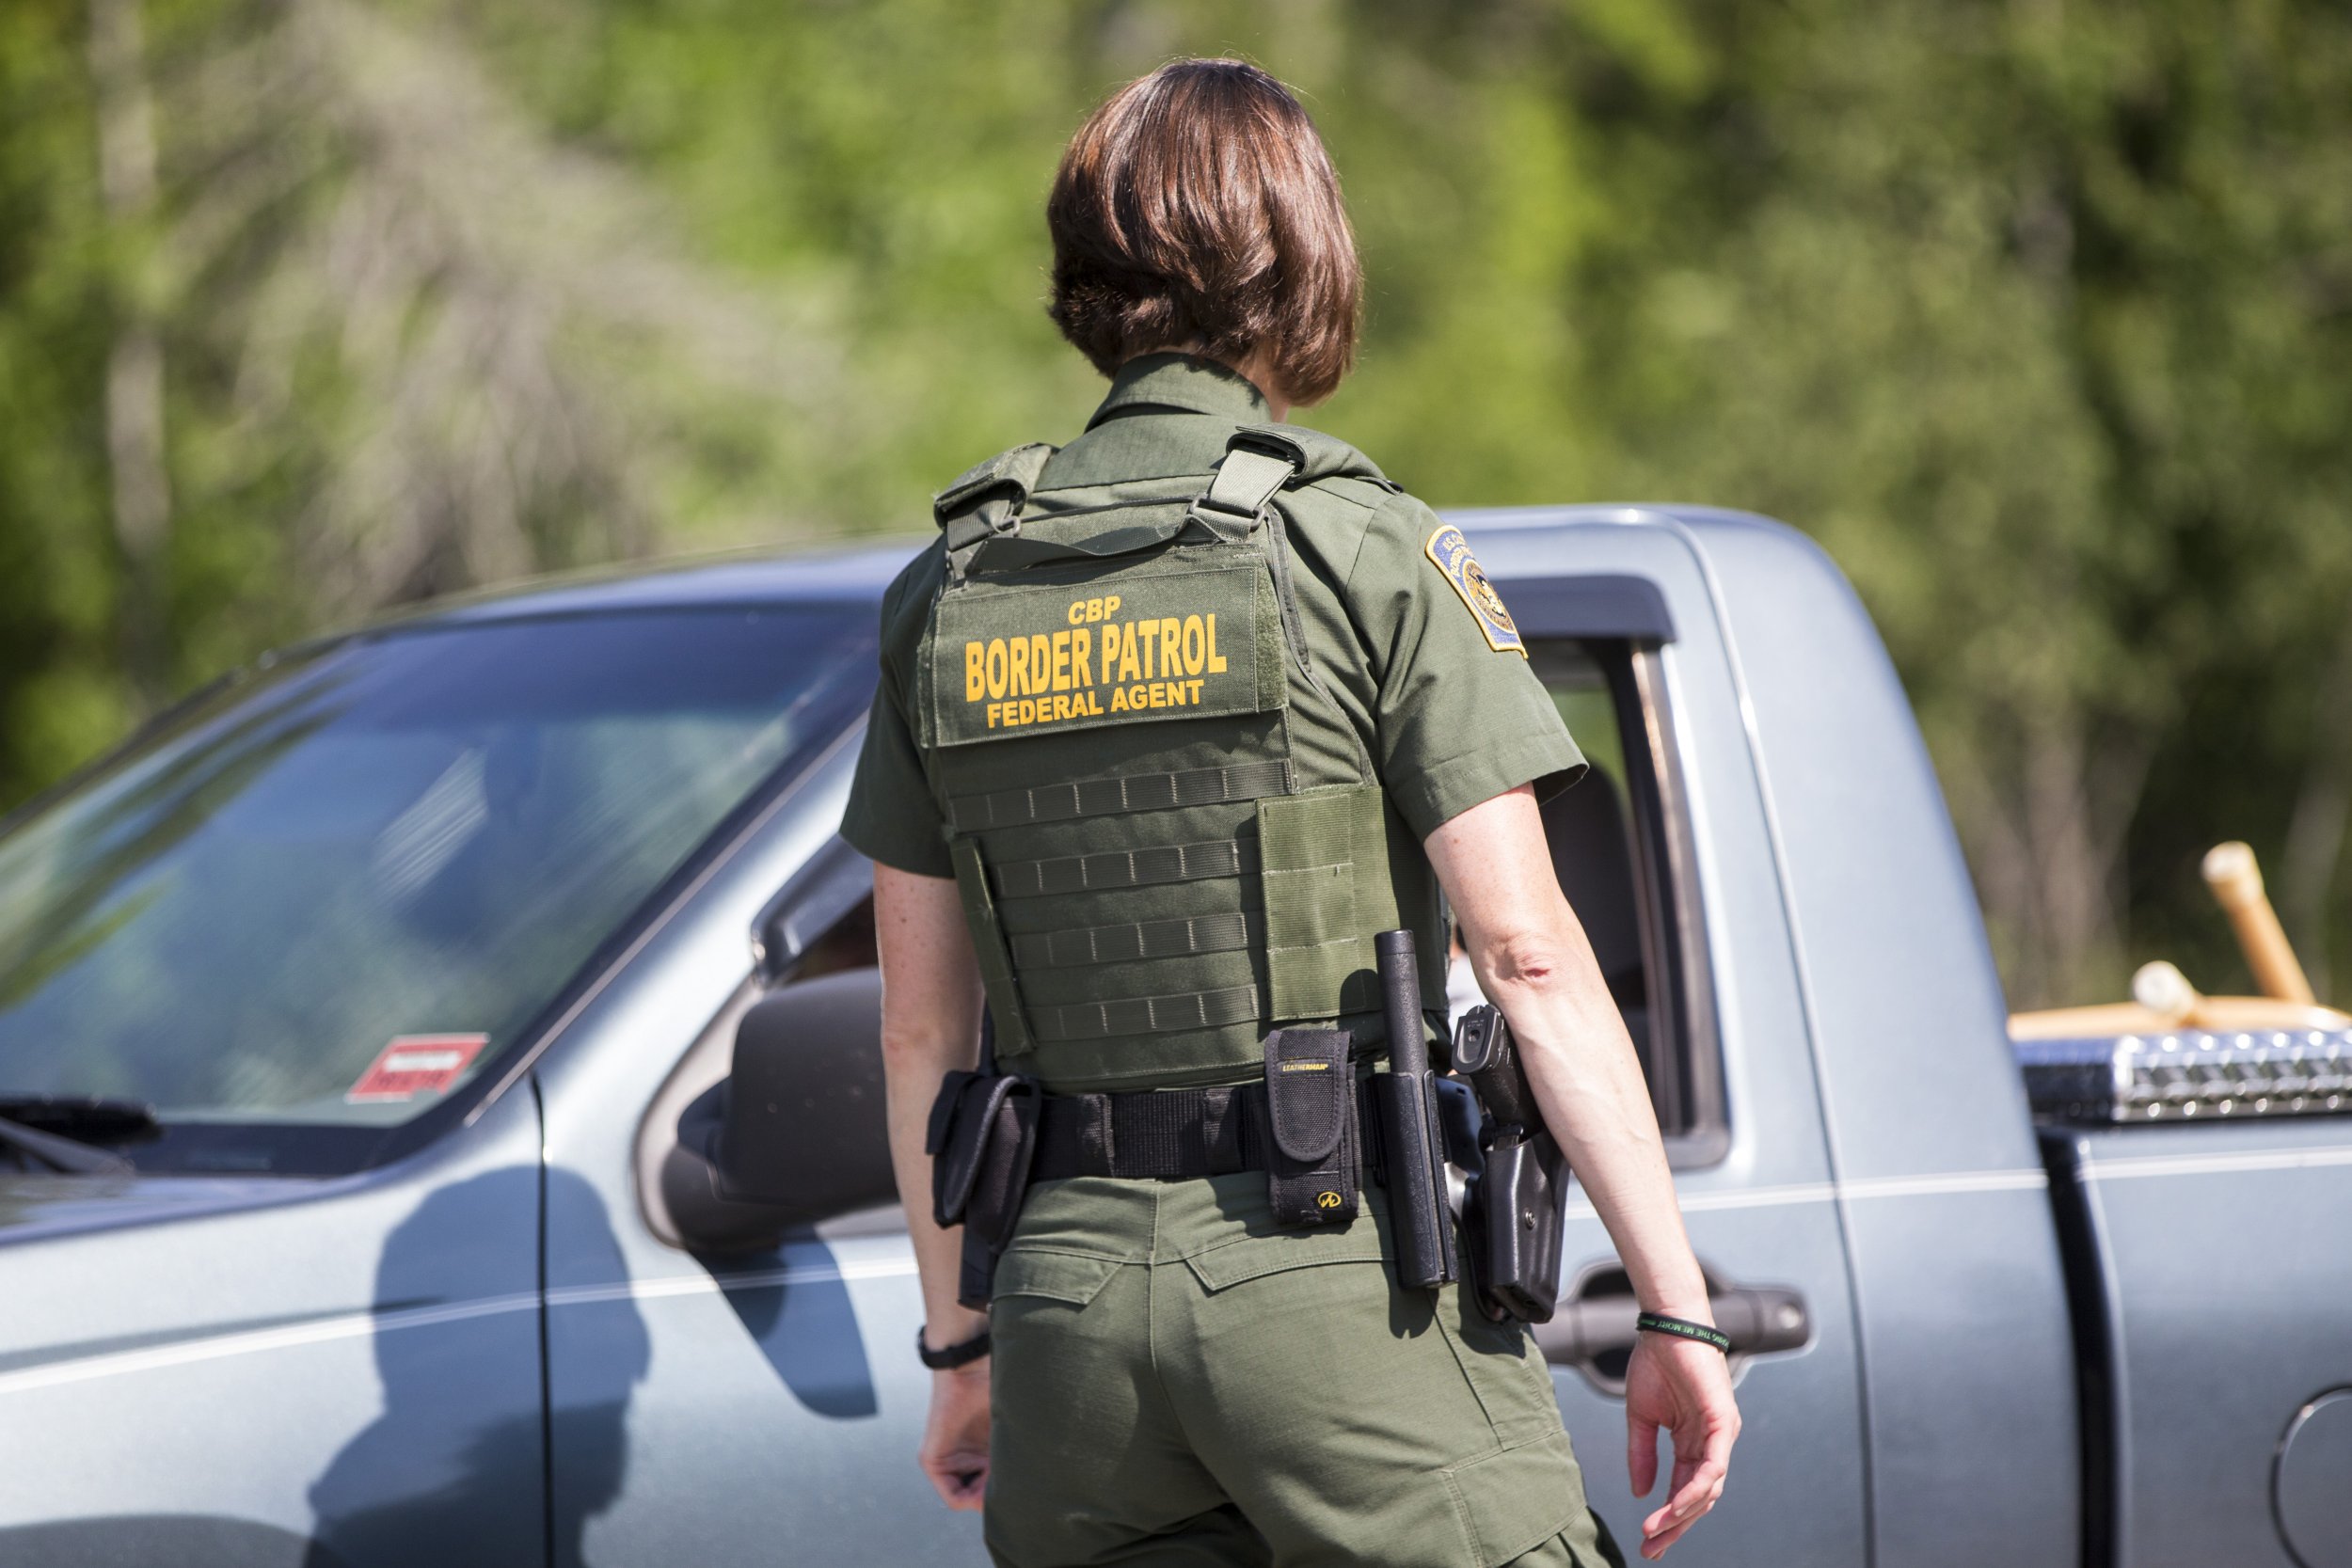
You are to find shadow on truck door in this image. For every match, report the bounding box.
[304,1168,648,1568]
[692,1234,878,1419]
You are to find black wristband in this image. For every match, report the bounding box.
[1636,1312,1731,1354]
[916,1325,993,1370]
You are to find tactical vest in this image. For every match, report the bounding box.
[914,426,1448,1093]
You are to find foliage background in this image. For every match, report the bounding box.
[4,0,2349,1008]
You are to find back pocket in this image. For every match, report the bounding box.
[1179,1222,1389,1292]
[993,1247,1122,1307]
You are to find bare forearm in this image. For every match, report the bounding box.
[874,863,991,1351]
[1427,785,1712,1323]
[1469,923,1710,1319]
[882,1032,987,1347]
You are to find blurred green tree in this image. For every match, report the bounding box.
[3,0,2349,1008]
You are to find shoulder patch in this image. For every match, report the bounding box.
[1423,524,1525,657]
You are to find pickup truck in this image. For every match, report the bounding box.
[0,505,2344,1568]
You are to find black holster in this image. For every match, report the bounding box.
[925,1067,1040,1308]
[1465,1132,1566,1323]
[1454,1004,1567,1323]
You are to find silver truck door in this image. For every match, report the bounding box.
[1472,521,1872,1566]
[0,1089,547,1567]
[1687,511,2081,1568]
[534,733,981,1566]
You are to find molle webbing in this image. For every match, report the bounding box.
[1262,786,1398,1021]
[948,760,1291,833]
[1029,1082,1275,1181]
[1010,911,1257,971]
[947,836,1034,1058]
[1030,984,1263,1044]
[1025,1078,1391,1184]
[921,427,1424,1087]
[992,838,1244,901]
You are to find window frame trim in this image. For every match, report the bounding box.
[1626,643,1729,1166]
[1528,634,1728,1168]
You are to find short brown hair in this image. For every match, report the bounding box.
[1047,59,1361,406]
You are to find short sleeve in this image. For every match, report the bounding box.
[1349,492,1585,839]
[840,556,955,878]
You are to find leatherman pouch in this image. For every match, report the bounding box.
[1262,1029,1360,1227]
[955,1079,1041,1308]
[929,1069,1014,1230]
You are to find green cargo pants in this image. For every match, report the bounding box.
[984,1171,1626,1568]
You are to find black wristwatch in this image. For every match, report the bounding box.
[916,1325,993,1370]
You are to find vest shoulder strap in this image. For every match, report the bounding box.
[934,442,1057,581]
[1189,424,1396,532]
[1230,422,1394,487]
[1183,425,1379,783]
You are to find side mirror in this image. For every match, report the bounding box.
[663,968,896,1250]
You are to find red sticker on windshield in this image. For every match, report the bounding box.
[346,1035,487,1103]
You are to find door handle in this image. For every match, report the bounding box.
[1533,1265,1809,1396]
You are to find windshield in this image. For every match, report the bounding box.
[0,604,876,1174]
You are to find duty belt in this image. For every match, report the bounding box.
[1027,1079,1389,1184]
[935,937,1482,1310]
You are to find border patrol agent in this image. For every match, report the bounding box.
[844,58,1738,1568]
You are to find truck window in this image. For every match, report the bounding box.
[789,896,876,982]
[1529,641,1724,1161]
[0,605,881,1177]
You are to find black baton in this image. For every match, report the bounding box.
[1375,928,1456,1290]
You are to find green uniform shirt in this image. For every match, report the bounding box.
[841,354,1584,879]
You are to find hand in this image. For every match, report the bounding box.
[918,1360,992,1511]
[1624,1328,1740,1558]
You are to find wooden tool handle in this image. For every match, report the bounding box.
[2131,960,2201,1024]
[2201,842,2316,1005]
